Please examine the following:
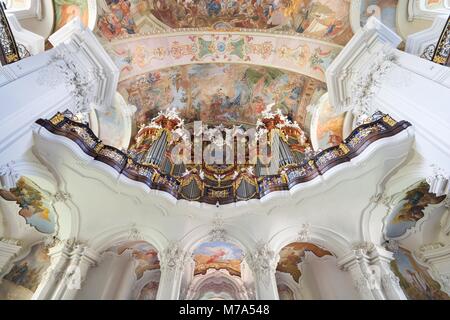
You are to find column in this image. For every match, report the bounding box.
[338,247,378,300]
[0,238,22,279]
[53,243,99,300]
[156,242,186,300]
[245,242,279,300]
[338,242,407,300]
[371,245,407,300]
[31,239,75,300]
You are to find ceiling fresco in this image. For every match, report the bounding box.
[309,92,346,150]
[359,0,398,32]
[276,242,332,282]
[384,181,446,239]
[53,0,90,32]
[0,177,57,234]
[97,0,353,45]
[106,33,340,84]
[137,279,160,300]
[390,246,450,300]
[108,240,160,279]
[0,242,50,300]
[277,283,295,300]
[192,241,244,277]
[118,63,326,134]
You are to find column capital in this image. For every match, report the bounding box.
[246,242,279,285]
[159,242,188,272]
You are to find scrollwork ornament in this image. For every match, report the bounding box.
[208,218,227,242]
[381,272,401,290]
[246,242,278,287]
[159,242,186,272]
[37,51,95,114]
[351,52,397,117]
[297,223,311,242]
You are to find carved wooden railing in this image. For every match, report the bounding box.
[36,114,411,205]
[432,15,450,66]
[0,3,20,66]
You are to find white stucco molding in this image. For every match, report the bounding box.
[6,12,44,55]
[269,224,351,259]
[5,0,42,20]
[408,0,450,22]
[48,16,119,113]
[415,243,450,295]
[185,269,250,300]
[86,225,169,255]
[326,16,402,115]
[406,14,449,58]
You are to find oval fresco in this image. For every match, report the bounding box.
[97,0,353,45]
[384,181,446,239]
[192,241,244,277]
[0,177,57,234]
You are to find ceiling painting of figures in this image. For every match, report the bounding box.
[54,0,89,31]
[277,242,332,282]
[384,181,446,239]
[0,242,50,300]
[192,241,244,277]
[117,63,326,136]
[390,246,450,300]
[359,0,398,32]
[96,0,353,45]
[0,177,57,234]
[108,240,160,279]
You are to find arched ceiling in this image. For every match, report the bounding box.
[116,63,327,136]
[98,0,354,45]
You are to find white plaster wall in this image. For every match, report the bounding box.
[16,0,54,40]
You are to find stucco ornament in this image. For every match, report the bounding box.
[246,242,278,288]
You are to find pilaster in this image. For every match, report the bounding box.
[245,242,279,300]
[156,242,187,300]
[338,242,406,300]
